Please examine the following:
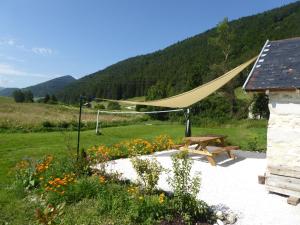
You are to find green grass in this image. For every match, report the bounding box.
[0,96,142,132]
[0,123,266,224]
[0,124,266,183]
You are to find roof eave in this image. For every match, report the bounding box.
[242,39,269,91]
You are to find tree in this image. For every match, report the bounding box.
[107,101,121,110]
[44,94,50,103]
[209,17,237,116]
[209,17,234,62]
[50,95,58,104]
[24,90,34,102]
[251,94,270,119]
[12,90,25,103]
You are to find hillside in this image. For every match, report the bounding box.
[0,96,136,131]
[0,88,19,97]
[58,2,300,104]
[23,75,76,97]
[0,75,76,97]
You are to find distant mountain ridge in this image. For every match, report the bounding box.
[0,75,76,97]
[57,1,300,103]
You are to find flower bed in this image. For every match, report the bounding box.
[87,135,175,162]
[12,135,216,225]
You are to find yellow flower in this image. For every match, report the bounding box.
[99,175,106,184]
[159,193,165,204]
[139,196,143,201]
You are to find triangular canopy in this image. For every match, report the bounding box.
[102,57,257,108]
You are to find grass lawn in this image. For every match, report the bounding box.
[0,123,266,224]
[0,96,138,132]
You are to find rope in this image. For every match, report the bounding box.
[97,108,184,114]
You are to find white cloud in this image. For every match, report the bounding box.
[0,76,10,86]
[0,54,25,63]
[0,63,49,78]
[32,47,53,55]
[0,38,16,46]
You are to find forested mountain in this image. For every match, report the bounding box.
[0,75,76,97]
[58,2,300,104]
[0,88,19,97]
[23,75,76,97]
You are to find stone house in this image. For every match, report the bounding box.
[243,37,300,203]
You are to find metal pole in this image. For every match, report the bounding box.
[77,95,83,161]
[185,108,191,137]
[96,110,100,135]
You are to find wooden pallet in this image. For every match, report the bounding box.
[265,166,300,205]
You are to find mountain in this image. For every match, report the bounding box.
[0,87,4,91]
[23,75,76,97]
[0,75,76,97]
[54,2,300,103]
[0,88,19,97]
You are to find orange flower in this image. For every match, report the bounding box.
[99,175,106,184]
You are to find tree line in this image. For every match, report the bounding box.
[12,90,58,104]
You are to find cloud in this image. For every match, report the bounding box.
[0,54,25,63]
[0,63,49,78]
[32,47,53,55]
[0,38,16,46]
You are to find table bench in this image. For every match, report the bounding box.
[174,135,239,166]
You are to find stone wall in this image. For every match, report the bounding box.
[267,91,300,169]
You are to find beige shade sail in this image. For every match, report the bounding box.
[102,57,257,108]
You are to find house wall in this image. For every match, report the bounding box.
[267,91,300,168]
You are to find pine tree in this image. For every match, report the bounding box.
[44,94,50,103]
[12,90,25,103]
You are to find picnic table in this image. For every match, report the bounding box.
[178,135,239,166]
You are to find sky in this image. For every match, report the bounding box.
[0,0,297,88]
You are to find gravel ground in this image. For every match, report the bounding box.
[96,148,300,225]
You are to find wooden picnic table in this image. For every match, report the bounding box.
[180,135,239,166]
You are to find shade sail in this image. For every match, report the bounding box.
[102,57,257,108]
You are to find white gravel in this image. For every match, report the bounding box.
[95,148,300,225]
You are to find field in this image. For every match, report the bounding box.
[0,95,267,224]
[0,97,143,132]
[0,124,266,224]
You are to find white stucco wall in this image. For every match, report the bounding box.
[267,91,300,168]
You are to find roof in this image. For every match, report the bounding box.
[243,37,300,92]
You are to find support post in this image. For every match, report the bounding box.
[185,108,191,137]
[77,95,83,161]
[96,110,101,135]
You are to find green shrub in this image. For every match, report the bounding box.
[131,157,163,194]
[48,176,103,205]
[94,104,105,110]
[107,102,121,110]
[42,121,55,128]
[168,151,215,224]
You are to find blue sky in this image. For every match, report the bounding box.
[0,0,296,88]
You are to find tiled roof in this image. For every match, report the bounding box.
[243,37,300,91]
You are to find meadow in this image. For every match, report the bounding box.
[0,95,267,224]
[0,97,143,132]
[0,123,266,224]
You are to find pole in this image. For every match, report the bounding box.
[185,108,191,137]
[96,110,100,135]
[77,95,83,161]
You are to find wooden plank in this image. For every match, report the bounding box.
[266,179,300,192]
[287,196,300,206]
[186,149,213,157]
[268,166,300,179]
[207,156,216,166]
[266,174,300,185]
[266,185,300,198]
[211,146,239,154]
